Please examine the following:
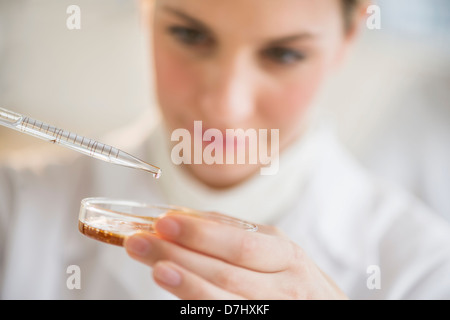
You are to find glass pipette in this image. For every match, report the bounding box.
[0,107,161,179]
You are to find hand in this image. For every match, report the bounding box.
[124,213,347,300]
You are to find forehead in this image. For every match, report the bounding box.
[154,0,343,41]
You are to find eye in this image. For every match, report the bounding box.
[262,47,306,65]
[168,25,213,46]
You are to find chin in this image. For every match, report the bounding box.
[185,163,262,190]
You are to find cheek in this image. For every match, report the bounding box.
[257,65,328,151]
[261,72,324,129]
[154,42,199,127]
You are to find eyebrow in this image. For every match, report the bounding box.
[162,6,213,35]
[266,33,316,45]
[162,5,316,45]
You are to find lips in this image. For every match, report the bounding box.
[194,125,247,150]
[170,121,279,173]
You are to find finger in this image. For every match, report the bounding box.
[255,224,288,238]
[153,214,297,272]
[124,232,277,298]
[153,260,244,300]
[125,231,210,267]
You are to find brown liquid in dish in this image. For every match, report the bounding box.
[78,217,155,246]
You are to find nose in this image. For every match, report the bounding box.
[199,52,256,126]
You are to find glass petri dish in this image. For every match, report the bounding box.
[78,198,258,246]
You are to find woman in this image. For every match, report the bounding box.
[1,0,450,299]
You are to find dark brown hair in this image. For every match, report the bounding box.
[342,0,367,32]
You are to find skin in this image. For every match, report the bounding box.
[126,0,367,299]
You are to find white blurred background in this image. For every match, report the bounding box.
[0,0,449,220]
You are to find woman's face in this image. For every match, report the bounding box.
[149,0,358,188]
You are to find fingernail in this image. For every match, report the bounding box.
[125,234,152,257]
[154,262,182,287]
[155,217,180,238]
